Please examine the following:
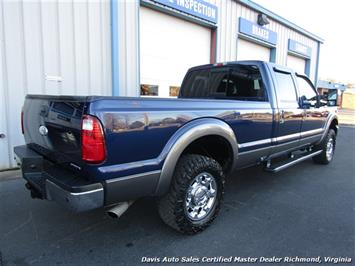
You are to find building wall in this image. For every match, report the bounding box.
[118,0,321,98]
[215,0,320,82]
[114,0,219,98]
[342,91,355,110]
[112,0,140,96]
[0,0,112,169]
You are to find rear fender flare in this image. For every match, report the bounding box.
[155,118,238,195]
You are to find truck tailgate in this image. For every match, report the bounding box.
[23,95,87,165]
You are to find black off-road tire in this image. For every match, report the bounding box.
[158,154,225,234]
[312,129,336,164]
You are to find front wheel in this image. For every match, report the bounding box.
[158,154,225,234]
[313,129,336,164]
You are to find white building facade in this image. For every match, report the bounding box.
[0,0,323,169]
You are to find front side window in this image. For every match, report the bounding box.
[296,76,317,101]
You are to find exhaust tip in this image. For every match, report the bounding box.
[106,211,119,219]
[106,201,134,219]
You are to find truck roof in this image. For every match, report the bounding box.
[187,60,296,74]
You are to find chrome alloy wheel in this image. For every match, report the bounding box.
[326,137,334,161]
[184,172,217,221]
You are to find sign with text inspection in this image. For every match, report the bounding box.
[152,0,218,23]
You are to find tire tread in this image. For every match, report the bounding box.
[158,154,225,234]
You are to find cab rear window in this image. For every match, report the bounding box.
[179,65,267,101]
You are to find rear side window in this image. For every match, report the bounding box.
[273,71,297,103]
[180,65,267,101]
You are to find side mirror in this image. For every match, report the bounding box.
[319,94,328,101]
[299,95,311,109]
[317,94,328,106]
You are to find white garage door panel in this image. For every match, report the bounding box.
[140,7,210,97]
[0,1,111,170]
[0,27,10,168]
[237,39,270,61]
[287,54,306,74]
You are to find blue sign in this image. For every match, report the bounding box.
[152,0,218,24]
[238,17,277,45]
[288,39,312,58]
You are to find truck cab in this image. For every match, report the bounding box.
[179,61,336,168]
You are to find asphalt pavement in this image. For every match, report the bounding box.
[0,127,354,265]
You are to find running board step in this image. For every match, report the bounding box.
[264,150,322,173]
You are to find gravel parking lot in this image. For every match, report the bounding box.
[0,127,354,265]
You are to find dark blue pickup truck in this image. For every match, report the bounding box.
[14,61,338,234]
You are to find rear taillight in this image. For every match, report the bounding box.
[81,115,106,164]
[21,110,24,134]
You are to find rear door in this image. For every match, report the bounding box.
[272,67,303,152]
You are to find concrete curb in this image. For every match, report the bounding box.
[339,123,355,128]
[0,169,21,181]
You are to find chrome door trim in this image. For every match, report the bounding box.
[238,128,324,149]
[300,128,323,138]
[272,132,300,142]
[237,138,272,149]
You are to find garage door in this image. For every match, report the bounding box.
[140,7,211,97]
[237,39,270,61]
[287,54,306,74]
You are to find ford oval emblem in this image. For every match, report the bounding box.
[39,125,48,136]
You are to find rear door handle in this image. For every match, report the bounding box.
[280,110,285,124]
[0,133,5,139]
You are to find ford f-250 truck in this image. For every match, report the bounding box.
[14,61,338,234]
